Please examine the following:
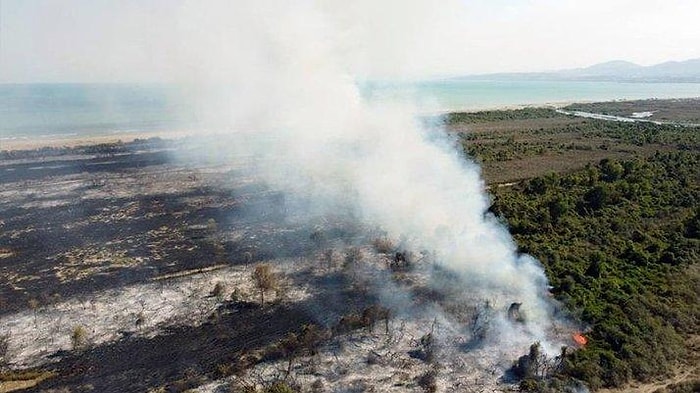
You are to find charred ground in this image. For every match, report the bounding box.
[1,98,698,392]
[0,139,335,315]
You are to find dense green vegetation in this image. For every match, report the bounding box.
[447,107,567,124]
[568,120,700,148]
[490,152,699,390]
[450,104,700,390]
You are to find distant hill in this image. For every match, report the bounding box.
[457,58,700,82]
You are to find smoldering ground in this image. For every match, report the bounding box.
[167,0,567,358]
[0,2,582,391]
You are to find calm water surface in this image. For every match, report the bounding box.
[2,81,700,140]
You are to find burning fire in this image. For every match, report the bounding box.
[572,332,588,347]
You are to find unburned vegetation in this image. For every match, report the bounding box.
[448,100,699,391]
[490,152,699,390]
[563,98,700,125]
[447,105,700,184]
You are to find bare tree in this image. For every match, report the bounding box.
[252,263,277,306]
[343,247,362,281]
[513,341,549,380]
[362,305,391,334]
[278,332,300,378]
[299,324,326,358]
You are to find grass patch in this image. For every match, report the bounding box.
[447,105,700,184]
[0,370,55,393]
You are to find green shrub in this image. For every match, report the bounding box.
[491,152,699,388]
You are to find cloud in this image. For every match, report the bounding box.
[3,0,699,83]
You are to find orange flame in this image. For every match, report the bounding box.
[572,333,588,346]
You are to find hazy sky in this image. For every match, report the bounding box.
[1,0,699,83]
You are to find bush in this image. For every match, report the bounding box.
[344,247,362,267]
[416,368,438,393]
[519,378,540,392]
[71,325,88,350]
[264,381,298,393]
[371,237,395,253]
[211,282,226,300]
[513,342,548,380]
[311,379,324,393]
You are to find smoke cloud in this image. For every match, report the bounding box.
[170,0,560,354]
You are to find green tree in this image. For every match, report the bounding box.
[600,158,624,182]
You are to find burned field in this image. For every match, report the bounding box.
[0,139,362,391]
[0,137,579,392]
[1,100,697,393]
[0,141,316,315]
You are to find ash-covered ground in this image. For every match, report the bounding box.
[0,139,579,392]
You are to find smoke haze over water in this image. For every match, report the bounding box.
[171,0,559,354]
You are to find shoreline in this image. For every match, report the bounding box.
[0,129,195,152]
[3,96,699,152]
[421,96,700,116]
[419,101,570,116]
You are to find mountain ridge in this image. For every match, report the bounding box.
[455,58,700,82]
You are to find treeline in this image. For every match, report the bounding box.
[447,107,567,124]
[490,152,699,390]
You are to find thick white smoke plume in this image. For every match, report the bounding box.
[173,1,558,353]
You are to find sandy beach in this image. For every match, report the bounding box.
[1,102,561,152]
[0,130,196,152]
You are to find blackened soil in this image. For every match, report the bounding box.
[0,140,369,392]
[24,302,316,393]
[0,150,172,184]
[0,142,330,315]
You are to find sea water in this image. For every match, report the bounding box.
[2,81,700,141]
[362,79,700,113]
[0,84,186,141]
